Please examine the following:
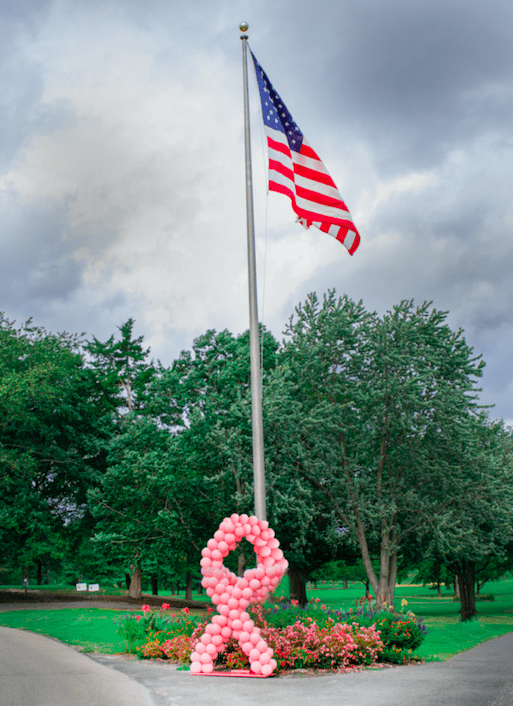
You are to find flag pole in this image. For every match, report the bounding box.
[240,22,266,521]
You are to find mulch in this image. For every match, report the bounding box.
[0,588,209,610]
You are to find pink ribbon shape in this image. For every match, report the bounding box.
[190,513,288,675]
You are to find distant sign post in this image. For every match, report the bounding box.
[23,578,29,598]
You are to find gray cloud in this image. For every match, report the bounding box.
[1,0,512,422]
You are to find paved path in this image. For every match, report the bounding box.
[1,624,512,706]
[90,632,513,706]
[0,627,154,706]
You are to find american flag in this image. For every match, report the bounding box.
[250,50,360,255]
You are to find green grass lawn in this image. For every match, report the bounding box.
[1,578,511,661]
[307,578,513,661]
[0,608,129,653]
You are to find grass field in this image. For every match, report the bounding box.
[0,578,511,661]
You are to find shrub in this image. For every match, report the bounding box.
[123,599,425,668]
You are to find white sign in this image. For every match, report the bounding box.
[88,584,100,592]
[76,583,87,591]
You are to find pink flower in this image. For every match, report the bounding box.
[206,606,214,614]
[161,603,170,610]
[135,615,141,622]
[142,604,151,613]
[182,607,190,615]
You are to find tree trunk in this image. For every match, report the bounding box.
[125,574,131,591]
[185,571,193,600]
[238,552,248,577]
[454,560,476,621]
[288,566,308,606]
[128,560,142,599]
[343,577,348,589]
[198,582,204,595]
[150,573,158,596]
[36,559,43,586]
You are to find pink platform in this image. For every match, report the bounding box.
[191,669,272,678]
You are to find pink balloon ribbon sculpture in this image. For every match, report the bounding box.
[190,513,288,676]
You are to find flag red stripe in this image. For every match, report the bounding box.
[267,135,291,157]
[269,158,294,183]
[293,162,338,188]
[295,184,348,211]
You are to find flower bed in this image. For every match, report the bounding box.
[116,599,426,671]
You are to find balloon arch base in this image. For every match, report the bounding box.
[191,670,272,679]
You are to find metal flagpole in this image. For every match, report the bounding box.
[240,22,266,521]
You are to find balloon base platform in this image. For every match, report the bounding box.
[192,670,272,678]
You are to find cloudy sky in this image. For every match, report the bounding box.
[1,0,512,421]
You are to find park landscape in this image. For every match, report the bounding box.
[1,291,513,675]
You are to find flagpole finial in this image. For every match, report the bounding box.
[239,21,249,38]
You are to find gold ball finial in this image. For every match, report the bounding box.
[239,22,249,32]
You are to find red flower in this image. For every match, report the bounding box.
[142,604,151,613]
[161,603,170,610]
[183,607,190,614]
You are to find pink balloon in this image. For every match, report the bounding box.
[270,659,277,670]
[271,548,284,560]
[191,661,202,673]
[249,631,261,644]
[239,631,250,643]
[200,633,212,645]
[248,516,259,526]
[229,609,240,620]
[258,519,269,530]
[259,652,271,665]
[239,514,249,524]
[249,579,260,590]
[261,664,273,676]
[230,513,239,523]
[227,598,239,610]
[239,598,250,610]
[206,643,217,655]
[218,541,229,553]
[201,547,212,558]
[190,652,201,662]
[242,620,254,632]
[195,643,206,654]
[224,532,236,544]
[200,653,211,664]
[259,546,271,557]
[218,604,229,616]
[214,529,225,541]
[212,635,223,646]
[251,660,262,674]
[242,641,253,655]
[221,626,231,638]
[200,557,213,568]
[207,538,218,551]
[249,648,261,662]
[201,662,214,673]
[256,640,267,653]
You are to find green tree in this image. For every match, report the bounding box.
[274,291,487,607]
[0,315,107,581]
